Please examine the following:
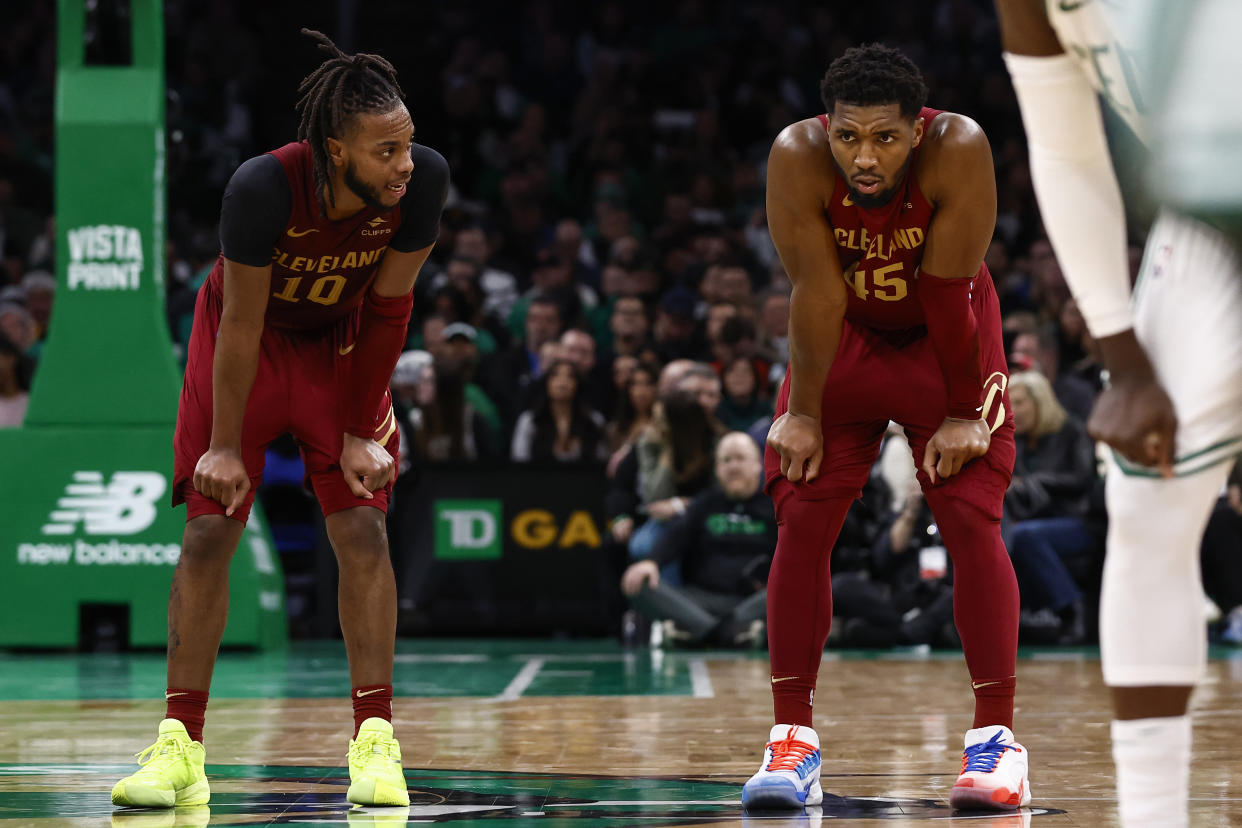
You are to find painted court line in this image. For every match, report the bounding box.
[393,654,488,663]
[689,659,714,698]
[495,658,546,701]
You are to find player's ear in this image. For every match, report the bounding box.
[912,117,924,148]
[326,136,345,167]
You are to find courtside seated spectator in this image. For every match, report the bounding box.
[606,389,719,575]
[621,432,774,648]
[1004,371,1102,645]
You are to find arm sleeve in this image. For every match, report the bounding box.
[1003,52,1134,338]
[390,145,450,253]
[219,154,291,266]
[917,272,983,419]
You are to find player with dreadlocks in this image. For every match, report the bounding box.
[743,44,1031,812]
[111,29,448,810]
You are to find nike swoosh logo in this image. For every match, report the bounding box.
[338,342,356,356]
[771,676,799,684]
[355,688,386,697]
[286,226,319,237]
[165,692,188,699]
[971,680,1001,690]
[842,194,853,207]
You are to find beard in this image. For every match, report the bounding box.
[343,161,393,211]
[832,149,914,209]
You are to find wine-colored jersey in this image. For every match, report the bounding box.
[818,107,990,332]
[206,140,446,332]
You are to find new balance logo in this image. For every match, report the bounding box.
[41,471,166,536]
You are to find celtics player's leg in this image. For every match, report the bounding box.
[1101,211,1242,828]
[1100,461,1224,828]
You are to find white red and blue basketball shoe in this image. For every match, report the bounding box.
[949,725,1032,811]
[742,724,823,811]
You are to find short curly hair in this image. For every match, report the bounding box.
[820,43,928,120]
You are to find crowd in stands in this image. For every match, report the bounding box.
[2,0,1239,647]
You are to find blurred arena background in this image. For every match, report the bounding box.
[0,1,1240,826]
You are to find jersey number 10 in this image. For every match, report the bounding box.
[272,275,347,306]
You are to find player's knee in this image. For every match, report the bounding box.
[326,507,390,564]
[927,494,1004,562]
[180,515,244,567]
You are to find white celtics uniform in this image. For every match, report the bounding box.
[1048,0,1242,479]
[1047,0,1242,687]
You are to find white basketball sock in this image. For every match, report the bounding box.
[1111,715,1191,828]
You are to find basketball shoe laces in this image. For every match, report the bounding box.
[960,731,1020,774]
[764,730,817,772]
[349,730,398,769]
[134,733,192,772]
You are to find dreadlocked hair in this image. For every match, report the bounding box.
[295,28,406,215]
[820,43,927,120]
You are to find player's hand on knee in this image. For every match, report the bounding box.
[340,433,395,499]
[922,417,990,484]
[1088,376,1177,478]
[767,412,824,483]
[193,448,251,517]
[621,560,659,597]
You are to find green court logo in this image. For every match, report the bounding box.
[435,499,502,559]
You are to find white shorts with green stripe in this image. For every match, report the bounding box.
[1118,209,1242,478]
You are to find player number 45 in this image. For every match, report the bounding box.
[844,262,908,302]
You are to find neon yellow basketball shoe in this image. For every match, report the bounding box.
[111,719,210,808]
[347,718,410,806]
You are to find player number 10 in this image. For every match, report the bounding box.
[844,262,908,302]
[272,274,347,306]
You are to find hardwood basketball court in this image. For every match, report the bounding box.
[2,641,1240,826]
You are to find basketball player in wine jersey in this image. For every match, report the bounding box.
[111,30,448,810]
[743,44,1030,813]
